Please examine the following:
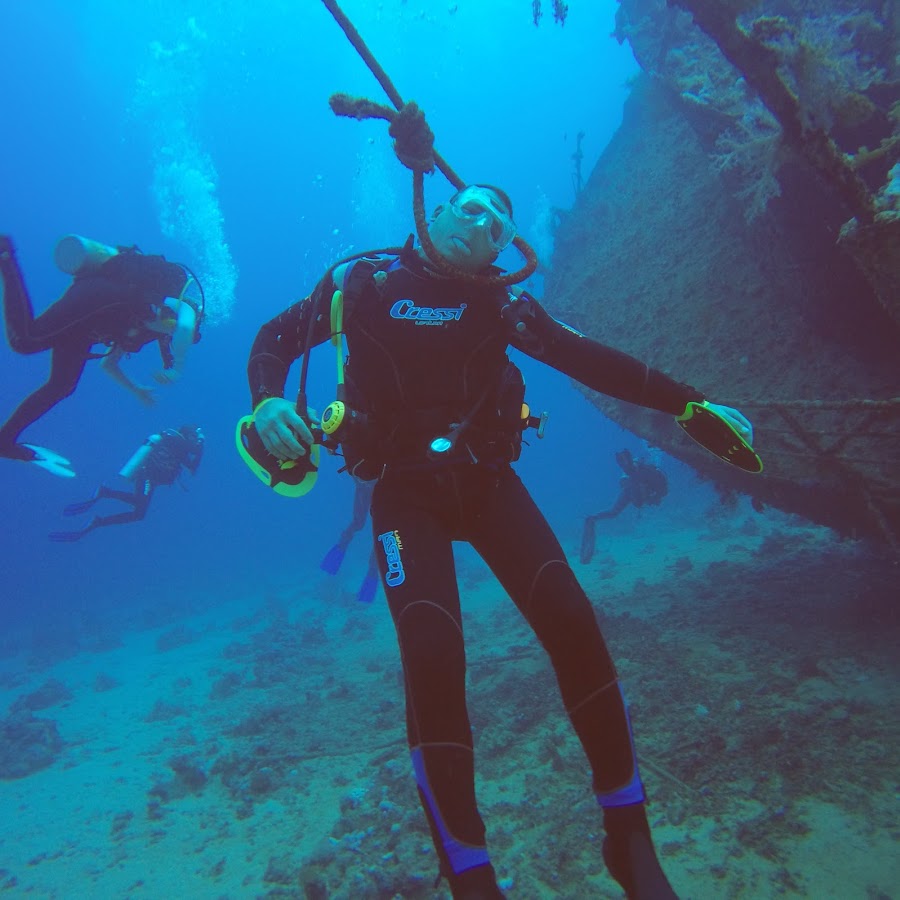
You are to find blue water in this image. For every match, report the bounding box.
[0,0,674,632]
[4,6,899,899]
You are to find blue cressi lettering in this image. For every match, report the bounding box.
[389,299,467,324]
[378,529,406,587]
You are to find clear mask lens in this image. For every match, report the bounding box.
[450,187,516,251]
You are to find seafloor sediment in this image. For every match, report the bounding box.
[0,501,896,899]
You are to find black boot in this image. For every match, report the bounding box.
[602,804,678,899]
[447,863,506,899]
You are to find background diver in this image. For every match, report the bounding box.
[244,177,757,899]
[49,425,205,542]
[581,448,669,564]
[320,477,380,604]
[0,234,202,476]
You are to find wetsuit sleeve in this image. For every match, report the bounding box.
[246,275,335,409]
[507,295,704,416]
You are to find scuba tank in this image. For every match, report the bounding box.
[119,435,160,479]
[54,234,118,276]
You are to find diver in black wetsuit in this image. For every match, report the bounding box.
[245,184,755,899]
[0,234,201,471]
[581,449,670,564]
[49,425,204,542]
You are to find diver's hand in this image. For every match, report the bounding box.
[706,403,753,445]
[153,367,182,385]
[254,397,314,460]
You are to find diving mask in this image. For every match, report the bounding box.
[450,186,517,252]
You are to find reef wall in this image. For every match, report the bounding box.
[545,0,899,547]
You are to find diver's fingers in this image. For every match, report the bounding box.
[262,425,303,460]
[724,408,753,441]
[707,403,753,442]
[255,399,315,459]
[272,421,309,459]
[283,412,314,448]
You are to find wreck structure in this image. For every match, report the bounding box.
[546,0,899,548]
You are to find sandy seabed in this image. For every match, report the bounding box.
[1,505,897,899]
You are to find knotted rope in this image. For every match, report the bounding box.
[322,1,538,287]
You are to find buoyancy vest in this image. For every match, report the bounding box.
[335,254,528,474]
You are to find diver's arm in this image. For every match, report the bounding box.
[507,295,703,415]
[247,306,302,406]
[152,302,196,384]
[101,346,156,406]
[247,280,334,409]
[247,280,335,458]
[169,302,197,371]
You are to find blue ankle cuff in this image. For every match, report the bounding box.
[595,685,646,808]
[411,748,490,875]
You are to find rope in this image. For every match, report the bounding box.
[724,398,900,410]
[321,0,538,287]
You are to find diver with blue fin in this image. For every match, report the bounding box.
[320,477,380,604]
[581,449,670,564]
[0,234,203,474]
[49,425,204,542]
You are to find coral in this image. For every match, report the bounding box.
[169,754,208,792]
[711,106,784,221]
[10,678,73,713]
[155,624,199,652]
[755,11,888,135]
[0,711,64,779]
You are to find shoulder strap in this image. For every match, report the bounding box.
[344,255,394,294]
[340,255,397,321]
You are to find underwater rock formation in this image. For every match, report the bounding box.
[0,710,64,779]
[546,0,899,547]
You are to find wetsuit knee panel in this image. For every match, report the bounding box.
[396,601,464,674]
[527,561,606,647]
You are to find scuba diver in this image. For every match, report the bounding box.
[0,234,202,476]
[244,180,757,900]
[320,477,380,604]
[49,425,204,542]
[581,449,670,564]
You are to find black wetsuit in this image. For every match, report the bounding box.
[50,429,204,542]
[581,455,670,564]
[595,461,669,521]
[0,240,186,453]
[247,245,703,893]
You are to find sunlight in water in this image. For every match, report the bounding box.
[133,17,238,324]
